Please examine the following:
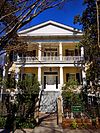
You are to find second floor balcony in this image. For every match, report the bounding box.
[14,56,84,64]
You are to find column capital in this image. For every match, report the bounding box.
[59,66,64,68]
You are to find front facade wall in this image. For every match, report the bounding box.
[63,67,81,83]
[19,66,81,88]
[22,67,38,75]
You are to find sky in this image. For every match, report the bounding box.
[20,0,86,31]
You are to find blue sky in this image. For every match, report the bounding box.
[20,0,86,31]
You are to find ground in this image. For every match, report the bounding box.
[0,113,100,133]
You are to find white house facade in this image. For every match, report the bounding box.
[5,21,86,112]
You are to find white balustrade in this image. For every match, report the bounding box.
[16,56,38,62]
[14,56,84,63]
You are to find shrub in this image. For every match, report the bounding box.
[0,116,6,128]
[70,119,78,129]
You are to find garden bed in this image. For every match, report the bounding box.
[62,117,100,129]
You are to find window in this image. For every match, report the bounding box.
[33,50,36,57]
[75,49,79,56]
[66,73,81,84]
[69,74,76,80]
[65,49,74,56]
[44,48,58,56]
[65,49,79,56]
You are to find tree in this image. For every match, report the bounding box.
[3,74,40,130]
[15,75,40,128]
[74,0,100,119]
[62,79,81,111]
[0,0,66,51]
[74,0,100,86]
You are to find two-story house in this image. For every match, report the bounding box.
[5,21,86,112]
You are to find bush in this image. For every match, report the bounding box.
[0,116,6,128]
[16,117,36,129]
[70,119,78,129]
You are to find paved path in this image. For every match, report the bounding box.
[0,114,100,133]
[0,127,100,133]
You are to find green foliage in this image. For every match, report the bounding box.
[62,79,78,91]
[70,119,78,129]
[13,75,40,128]
[5,77,15,89]
[62,79,82,109]
[81,123,88,129]
[16,117,36,128]
[0,116,6,128]
[74,0,99,82]
[2,74,40,129]
[18,75,40,95]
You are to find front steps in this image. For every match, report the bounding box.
[40,91,60,113]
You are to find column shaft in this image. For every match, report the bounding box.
[3,66,6,80]
[38,67,41,84]
[81,47,84,57]
[60,67,63,86]
[82,68,87,87]
[38,43,41,61]
[59,43,62,61]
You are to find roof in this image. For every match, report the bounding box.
[18,20,82,37]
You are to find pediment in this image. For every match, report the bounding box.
[18,20,82,36]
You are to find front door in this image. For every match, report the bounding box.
[44,72,58,89]
[46,75,56,85]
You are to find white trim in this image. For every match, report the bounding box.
[18,20,82,35]
[15,64,82,68]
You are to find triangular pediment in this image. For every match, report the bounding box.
[18,20,82,36]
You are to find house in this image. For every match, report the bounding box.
[3,21,86,112]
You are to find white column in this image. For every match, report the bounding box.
[81,47,84,57]
[82,68,87,87]
[38,43,41,61]
[3,66,6,80]
[59,42,62,61]
[81,47,86,87]
[38,67,41,84]
[15,67,19,91]
[17,53,19,61]
[60,67,63,86]
[0,66,5,101]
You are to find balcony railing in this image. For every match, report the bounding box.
[14,56,84,63]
